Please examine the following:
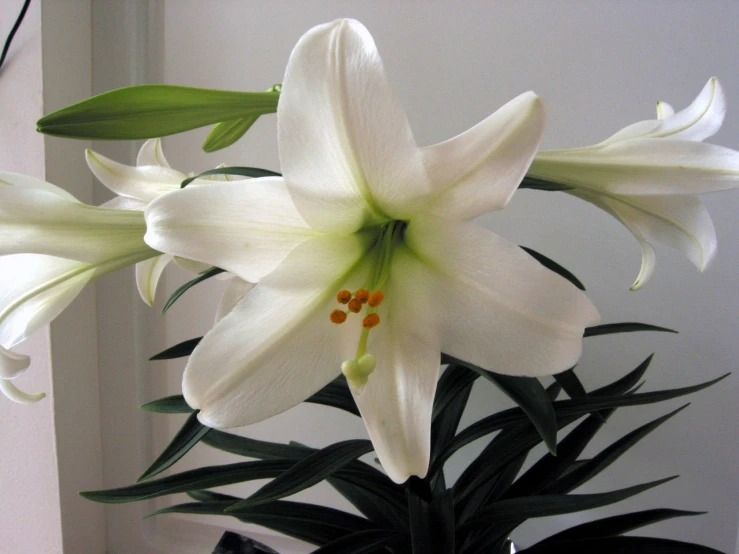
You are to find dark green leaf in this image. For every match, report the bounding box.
[36,85,279,140]
[202,117,259,153]
[305,376,360,416]
[180,166,281,188]
[594,354,653,397]
[407,476,455,554]
[538,508,705,544]
[149,337,203,360]
[162,267,225,315]
[140,394,193,413]
[442,354,558,455]
[518,536,725,554]
[553,375,728,417]
[203,429,312,460]
[80,459,293,503]
[187,489,237,502]
[138,411,211,481]
[430,365,477,464]
[544,404,689,494]
[154,500,375,547]
[553,367,588,399]
[311,529,407,554]
[461,476,677,532]
[520,246,585,290]
[584,322,678,337]
[327,476,407,529]
[501,409,613,500]
[228,440,374,510]
[518,176,574,191]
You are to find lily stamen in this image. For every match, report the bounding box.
[336,289,352,304]
[329,309,347,324]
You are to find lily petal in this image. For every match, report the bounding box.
[214,277,254,322]
[574,190,717,286]
[650,77,725,141]
[136,138,171,168]
[135,254,173,306]
[0,345,30,379]
[0,172,77,201]
[352,246,441,483]
[183,234,372,428]
[656,101,675,120]
[145,177,318,283]
[0,254,95,361]
[532,139,739,195]
[279,18,429,232]
[404,215,600,376]
[86,149,184,203]
[421,92,546,220]
[0,378,45,404]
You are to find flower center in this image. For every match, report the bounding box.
[329,220,406,389]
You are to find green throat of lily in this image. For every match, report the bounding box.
[333,219,407,388]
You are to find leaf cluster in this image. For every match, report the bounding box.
[90,323,726,554]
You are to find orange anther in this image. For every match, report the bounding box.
[347,298,363,313]
[362,313,380,329]
[336,290,352,304]
[367,291,384,307]
[329,309,347,324]
[354,289,369,303]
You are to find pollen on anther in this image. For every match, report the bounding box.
[347,298,363,313]
[362,313,380,329]
[368,291,384,307]
[330,309,347,324]
[354,289,369,303]
[336,290,352,304]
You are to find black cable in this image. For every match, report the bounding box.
[0,0,32,72]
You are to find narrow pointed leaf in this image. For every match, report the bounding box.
[553,368,588,399]
[545,404,690,494]
[305,376,360,416]
[518,536,725,554]
[36,85,279,139]
[162,267,225,315]
[149,337,203,360]
[311,529,407,554]
[202,117,260,153]
[519,176,574,191]
[327,476,407,529]
[154,500,375,546]
[138,411,211,481]
[430,365,476,463]
[520,246,585,290]
[461,476,677,531]
[187,489,238,502]
[432,363,479,421]
[180,166,281,188]
[538,508,705,544]
[80,459,293,503]
[211,531,278,554]
[228,440,374,510]
[554,375,728,417]
[442,354,558,455]
[202,429,312,460]
[140,394,193,413]
[584,322,678,337]
[595,354,653,397]
[502,410,613,500]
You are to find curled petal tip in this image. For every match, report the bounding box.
[0,346,31,379]
[0,378,46,404]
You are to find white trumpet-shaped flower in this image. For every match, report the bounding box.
[0,172,157,402]
[144,19,599,483]
[529,78,738,289]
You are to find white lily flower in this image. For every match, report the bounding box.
[0,172,157,402]
[144,19,599,483]
[529,78,737,289]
